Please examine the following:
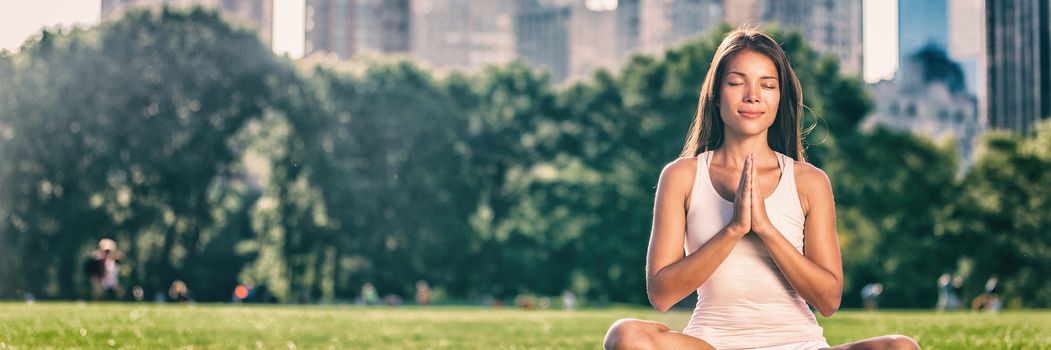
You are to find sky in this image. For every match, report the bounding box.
[0,0,898,83]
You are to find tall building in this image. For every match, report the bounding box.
[638,0,722,55]
[864,46,981,170]
[985,0,1051,133]
[899,0,950,64]
[515,0,641,83]
[101,0,273,46]
[514,0,572,82]
[722,0,762,26]
[410,0,515,72]
[763,0,864,76]
[898,0,985,96]
[949,0,985,96]
[305,0,410,59]
[616,0,642,64]
[567,1,625,80]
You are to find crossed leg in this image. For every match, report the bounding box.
[830,335,921,350]
[604,318,920,350]
[603,318,715,350]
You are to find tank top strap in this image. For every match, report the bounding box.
[689,151,712,213]
[775,151,803,216]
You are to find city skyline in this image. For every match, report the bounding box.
[0,0,899,82]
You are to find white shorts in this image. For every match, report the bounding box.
[750,339,832,350]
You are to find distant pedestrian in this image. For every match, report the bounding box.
[415,280,431,306]
[860,283,883,311]
[168,280,191,302]
[562,290,577,311]
[936,273,963,310]
[971,276,1001,312]
[359,282,379,305]
[84,238,124,300]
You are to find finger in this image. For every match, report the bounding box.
[737,154,749,195]
[735,155,748,203]
[735,154,744,202]
[746,154,754,209]
[751,153,759,203]
[743,154,751,208]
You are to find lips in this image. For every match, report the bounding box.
[738,110,764,118]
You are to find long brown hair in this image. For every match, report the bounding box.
[679,27,806,161]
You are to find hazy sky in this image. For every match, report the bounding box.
[0,0,897,83]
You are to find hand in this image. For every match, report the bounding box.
[727,153,751,237]
[749,153,776,237]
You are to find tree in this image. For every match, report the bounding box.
[0,7,296,299]
[950,121,1051,307]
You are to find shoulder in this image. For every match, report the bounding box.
[657,157,698,193]
[793,161,831,188]
[792,160,834,211]
[659,157,697,183]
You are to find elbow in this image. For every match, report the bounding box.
[647,290,673,313]
[816,280,843,317]
[817,296,841,317]
[648,296,671,313]
[817,304,839,317]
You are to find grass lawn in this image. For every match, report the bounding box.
[1,302,1049,349]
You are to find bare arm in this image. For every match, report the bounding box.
[749,160,843,317]
[646,157,751,312]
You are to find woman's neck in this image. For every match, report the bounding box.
[712,133,776,168]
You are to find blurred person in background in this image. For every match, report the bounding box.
[561,290,576,311]
[971,276,1001,312]
[861,283,884,311]
[415,280,431,306]
[168,279,191,302]
[84,238,125,300]
[936,273,963,310]
[359,282,379,305]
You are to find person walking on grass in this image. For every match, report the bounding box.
[603,28,921,350]
[85,238,125,301]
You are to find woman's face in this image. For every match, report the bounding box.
[717,49,780,137]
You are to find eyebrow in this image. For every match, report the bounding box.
[726,71,778,80]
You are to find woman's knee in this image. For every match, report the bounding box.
[604,318,657,350]
[853,335,920,350]
[883,335,921,350]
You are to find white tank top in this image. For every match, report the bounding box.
[683,150,826,348]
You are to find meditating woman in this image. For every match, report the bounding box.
[603,28,921,350]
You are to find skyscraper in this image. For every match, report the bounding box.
[304,0,410,59]
[515,0,640,83]
[985,0,1051,133]
[410,0,516,72]
[949,0,985,95]
[514,0,572,82]
[722,0,762,26]
[639,0,721,55]
[864,46,981,170]
[899,0,950,64]
[764,0,864,76]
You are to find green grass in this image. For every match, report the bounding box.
[1,302,1049,349]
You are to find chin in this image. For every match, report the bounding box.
[724,125,768,137]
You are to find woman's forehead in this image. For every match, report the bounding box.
[724,50,778,77]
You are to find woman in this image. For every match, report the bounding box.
[602,28,921,350]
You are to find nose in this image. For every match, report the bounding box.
[744,84,761,103]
